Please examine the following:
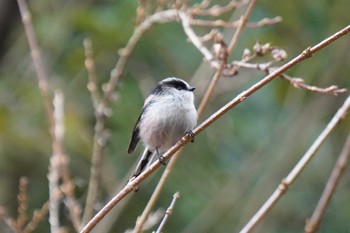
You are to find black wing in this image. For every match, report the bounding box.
[128,112,142,154]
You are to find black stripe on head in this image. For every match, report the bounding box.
[150,78,193,95]
[164,79,188,90]
[161,77,191,90]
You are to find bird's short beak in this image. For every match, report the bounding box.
[189,87,195,91]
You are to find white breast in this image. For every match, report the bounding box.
[139,92,197,153]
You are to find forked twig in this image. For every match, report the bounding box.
[23,202,50,233]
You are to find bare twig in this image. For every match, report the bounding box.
[190,0,247,16]
[190,16,282,28]
[80,25,350,233]
[304,133,350,233]
[227,0,256,54]
[18,1,80,231]
[17,177,29,230]
[47,91,65,233]
[81,38,105,227]
[240,95,350,233]
[54,93,81,230]
[23,202,50,233]
[179,11,219,68]
[84,38,101,109]
[197,61,226,116]
[0,208,19,232]
[103,9,179,104]
[279,74,347,95]
[155,192,180,233]
[61,177,81,231]
[17,0,55,139]
[131,148,185,233]
[233,61,347,95]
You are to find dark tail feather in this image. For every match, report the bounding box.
[132,149,153,178]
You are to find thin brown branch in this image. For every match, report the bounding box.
[23,202,49,233]
[61,174,81,231]
[233,61,347,95]
[179,11,219,68]
[80,24,350,233]
[190,0,248,16]
[304,133,350,233]
[17,1,79,231]
[227,0,256,54]
[131,148,185,233]
[103,9,179,104]
[190,16,282,28]
[81,38,105,227]
[48,91,64,233]
[240,95,350,233]
[17,177,29,230]
[279,74,347,96]
[84,38,101,109]
[155,192,180,233]
[54,93,81,230]
[0,207,19,233]
[17,0,55,140]
[197,61,226,116]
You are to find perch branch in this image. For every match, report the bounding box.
[80,24,350,233]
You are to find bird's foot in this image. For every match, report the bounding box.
[157,155,167,165]
[187,130,195,143]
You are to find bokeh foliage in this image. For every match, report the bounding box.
[0,0,349,232]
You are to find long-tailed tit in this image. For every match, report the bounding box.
[128,77,197,179]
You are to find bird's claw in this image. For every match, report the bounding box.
[158,155,166,165]
[187,130,195,143]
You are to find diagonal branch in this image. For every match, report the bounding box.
[155,192,180,233]
[80,24,350,233]
[304,133,350,233]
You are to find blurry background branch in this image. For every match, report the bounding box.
[304,132,350,233]
[240,94,350,233]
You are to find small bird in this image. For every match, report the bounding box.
[128,77,197,179]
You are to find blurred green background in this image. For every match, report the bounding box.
[0,0,349,232]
